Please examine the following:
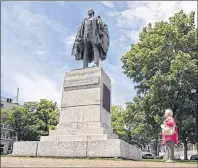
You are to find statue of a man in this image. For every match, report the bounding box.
[71,9,109,68]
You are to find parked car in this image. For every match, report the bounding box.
[190,155,198,160]
[142,153,155,159]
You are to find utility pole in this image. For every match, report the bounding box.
[16,88,19,104]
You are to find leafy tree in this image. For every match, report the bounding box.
[121,10,197,159]
[111,105,126,138]
[1,99,59,141]
[1,109,9,126]
[2,106,39,141]
[111,104,148,148]
[35,99,59,136]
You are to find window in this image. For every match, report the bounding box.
[8,145,12,151]
[6,98,12,103]
[0,144,4,154]
[146,154,152,156]
[0,148,3,153]
[1,104,4,108]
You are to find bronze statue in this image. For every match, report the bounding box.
[71,9,109,68]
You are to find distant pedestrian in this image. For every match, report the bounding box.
[161,109,178,162]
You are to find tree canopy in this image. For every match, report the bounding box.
[121,10,197,159]
[1,99,59,141]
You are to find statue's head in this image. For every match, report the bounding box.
[87,9,95,17]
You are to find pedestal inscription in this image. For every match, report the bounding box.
[64,76,100,88]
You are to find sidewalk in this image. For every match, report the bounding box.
[1,156,197,167]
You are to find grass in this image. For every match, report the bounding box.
[142,159,198,164]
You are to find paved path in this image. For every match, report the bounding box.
[1,156,197,167]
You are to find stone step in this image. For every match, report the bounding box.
[12,139,142,160]
[49,128,119,139]
[40,134,114,141]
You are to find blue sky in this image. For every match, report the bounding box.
[1,1,197,107]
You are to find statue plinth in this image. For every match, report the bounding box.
[12,67,142,160]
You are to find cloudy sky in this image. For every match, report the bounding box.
[1,1,197,107]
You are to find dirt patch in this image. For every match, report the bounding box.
[1,156,197,167]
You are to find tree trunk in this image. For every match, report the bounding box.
[184,141,188,160]
[17,132,21,141]
[128,131,132,143]
[154,137,158,158]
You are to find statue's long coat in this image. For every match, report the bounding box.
[71,17,109,63]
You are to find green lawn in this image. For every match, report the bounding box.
[142,159,197,164]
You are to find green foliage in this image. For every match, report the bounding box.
[111,105,149,148]
[1,99,59,141]
[1,106,39,141]
[121,10,197,157]
[111,105,126,138]
[35,99,59,135]
[1,109,9,126]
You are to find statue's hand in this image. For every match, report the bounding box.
[96,30,103,36]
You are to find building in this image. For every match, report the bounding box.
[1,125,17,154]
[1,96,21,155]
[1,96,20,110]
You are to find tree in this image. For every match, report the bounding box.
[121,10,197,159]
[111,104,148,149]
[111,105,126,139]
[1,99,60,141]
[2,106,39,141]
[35,99,59,136]
[1,109,9,126]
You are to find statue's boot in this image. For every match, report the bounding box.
[92,63,99,67]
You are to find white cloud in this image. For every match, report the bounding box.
[3,1,196,109]
[101,1,114,8]
[126,1,197,26]
[63,34,76,54]
[60,34,77,59]
[1,45,63,107]
[110,1,197,44]
[105,1,197,107]
[1,3,68,107]
[14,72,61,106]
[2,4,68,53]
[101,61,136,107]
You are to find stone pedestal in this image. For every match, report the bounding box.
[12,67,142,160]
